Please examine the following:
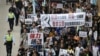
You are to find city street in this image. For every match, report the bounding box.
[0,0,100,56]
[0,0,20,56]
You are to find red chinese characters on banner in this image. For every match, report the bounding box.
[30,33,41,39]
[53,21,64,27]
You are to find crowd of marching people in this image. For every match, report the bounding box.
[7,0,100,56]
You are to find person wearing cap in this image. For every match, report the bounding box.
[7,9,16,31]
[3,30,15,56]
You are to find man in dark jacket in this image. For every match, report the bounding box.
[15,0,23,11]
[9,5,16,13]
[14,7,20,26]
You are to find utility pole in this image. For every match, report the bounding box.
[44,0,46,6]
[33,0,36,15]
[49,0,50,13]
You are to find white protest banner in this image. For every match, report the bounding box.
[79,31,87,37]
[25,19,32,24]
[56,3,63,8]
[41,12,86,28]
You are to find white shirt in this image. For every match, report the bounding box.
[93,31,98,41]
[23,1,28,7]
[75,47,82,56]
[89,29,92,36]
[92,46,99,56]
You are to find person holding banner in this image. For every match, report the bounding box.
[16,0,100,56]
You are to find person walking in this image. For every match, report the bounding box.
[7,9,16,31]
[3,30,15,56]
[9,4,16,14]
[14,7,20,26]
[15,0,23,11]
[9,4,20,26]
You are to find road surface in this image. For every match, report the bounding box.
[0,0,20,56]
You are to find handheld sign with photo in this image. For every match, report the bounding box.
[28,33,44,52]
[28,33,43,45]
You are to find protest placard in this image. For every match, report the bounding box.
[79,31,87,37]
